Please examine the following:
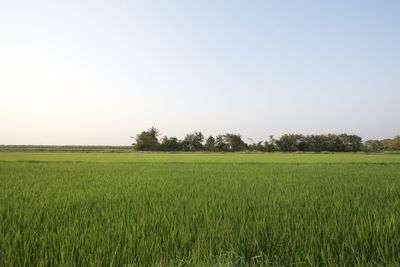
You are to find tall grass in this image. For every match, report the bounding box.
[1,157,400,265]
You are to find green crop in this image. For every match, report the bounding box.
[1,152,400,266]
[1,151,400,164]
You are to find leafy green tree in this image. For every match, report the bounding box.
[204,136,216,151]
[182,131,204,151]
[249,141,265,152]
[339,134,362,152]
[223,134,247,151]
[133,126,160,151]
[327,134,342,152]
[276,134,302,152]
[265,135,277,152]
[383,136,400,150]
[215,135,229,152]
[213,134,247,151]
[364,140,383,151]
[368,136,400,151]
[394,136,400,150]
[160,136,181,151]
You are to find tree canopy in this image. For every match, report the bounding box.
[132,127,160,151]
[132,127,398,152]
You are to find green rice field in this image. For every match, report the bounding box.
[1,152,400,266]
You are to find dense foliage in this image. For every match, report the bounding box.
[364,136,400,151]
[132,127,383,152]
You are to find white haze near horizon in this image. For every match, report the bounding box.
[1,0,399,145]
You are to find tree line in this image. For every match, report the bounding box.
[364,136,400,151]
[131,127,399,152]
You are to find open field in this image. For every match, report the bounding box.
[2,151,400,164]
[1,152,400,266]
[0,145,133,153]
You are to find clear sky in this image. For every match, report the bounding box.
[1,0,399,145]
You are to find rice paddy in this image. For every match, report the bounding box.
[1,152,400,266]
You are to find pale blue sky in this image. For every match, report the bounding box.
[1,0,399,145]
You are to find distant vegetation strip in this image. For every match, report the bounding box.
[132,127,400,152]
[2,128,399,153]
[0,145,133,153]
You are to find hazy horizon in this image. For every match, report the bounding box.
[1,1,399,145]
